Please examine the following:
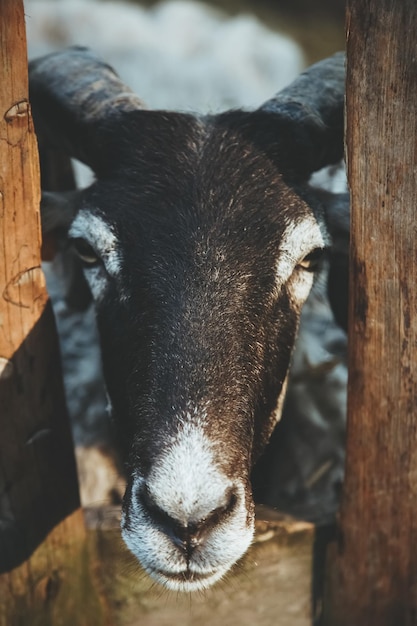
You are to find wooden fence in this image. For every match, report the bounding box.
[0,1,109,624]
[1,0,417,624]
[322,1,417,624]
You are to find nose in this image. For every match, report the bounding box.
[138,485,238,558]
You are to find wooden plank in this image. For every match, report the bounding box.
[0,1,111,623]
[85,506,314,626]
[0,0,79,574]
[322,0,417,623]
[0,509,112,626]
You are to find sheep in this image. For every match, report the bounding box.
[29,46,347,591]
[25,0,309,509]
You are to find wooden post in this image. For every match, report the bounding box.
[0,2,111,623]
[323,1,417,624]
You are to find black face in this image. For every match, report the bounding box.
[70,111,324,464]
[31,45,345,592]
[67,110,327,590]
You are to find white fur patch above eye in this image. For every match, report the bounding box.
[69,210,122,275]
[275,216,325,303]
[69,210,123,301]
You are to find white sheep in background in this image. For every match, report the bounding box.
[25,0,304,111]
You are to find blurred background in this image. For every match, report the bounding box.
[130,0,346,63]
[25,0,346,112]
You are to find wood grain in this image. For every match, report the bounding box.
[323,1,417,623]
[0,2,110,623]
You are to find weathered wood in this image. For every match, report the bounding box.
[0,509,112,626]
[0,1,111,623]
[0,0,79,572]
[323,1,417,624]
[85,506,315,626]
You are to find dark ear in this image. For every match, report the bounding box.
[41,191,92,311]
[257,53,345,179]
[319,190,350,332]
[41,191,80,236]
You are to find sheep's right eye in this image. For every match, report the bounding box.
[71,237,100,266]
[297,248,324,272]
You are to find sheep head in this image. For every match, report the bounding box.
[30,47,345,591]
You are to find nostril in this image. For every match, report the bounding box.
[223,487,238,516]
[138,486,198,557]
[201,487,238,532]
[137,483,239,556]
[138,485,175,530]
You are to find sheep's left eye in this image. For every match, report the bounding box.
[71,237,100,266]
[297,248,324,272]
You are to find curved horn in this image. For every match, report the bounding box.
[29,46,145,172]
[258,52,346,176]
